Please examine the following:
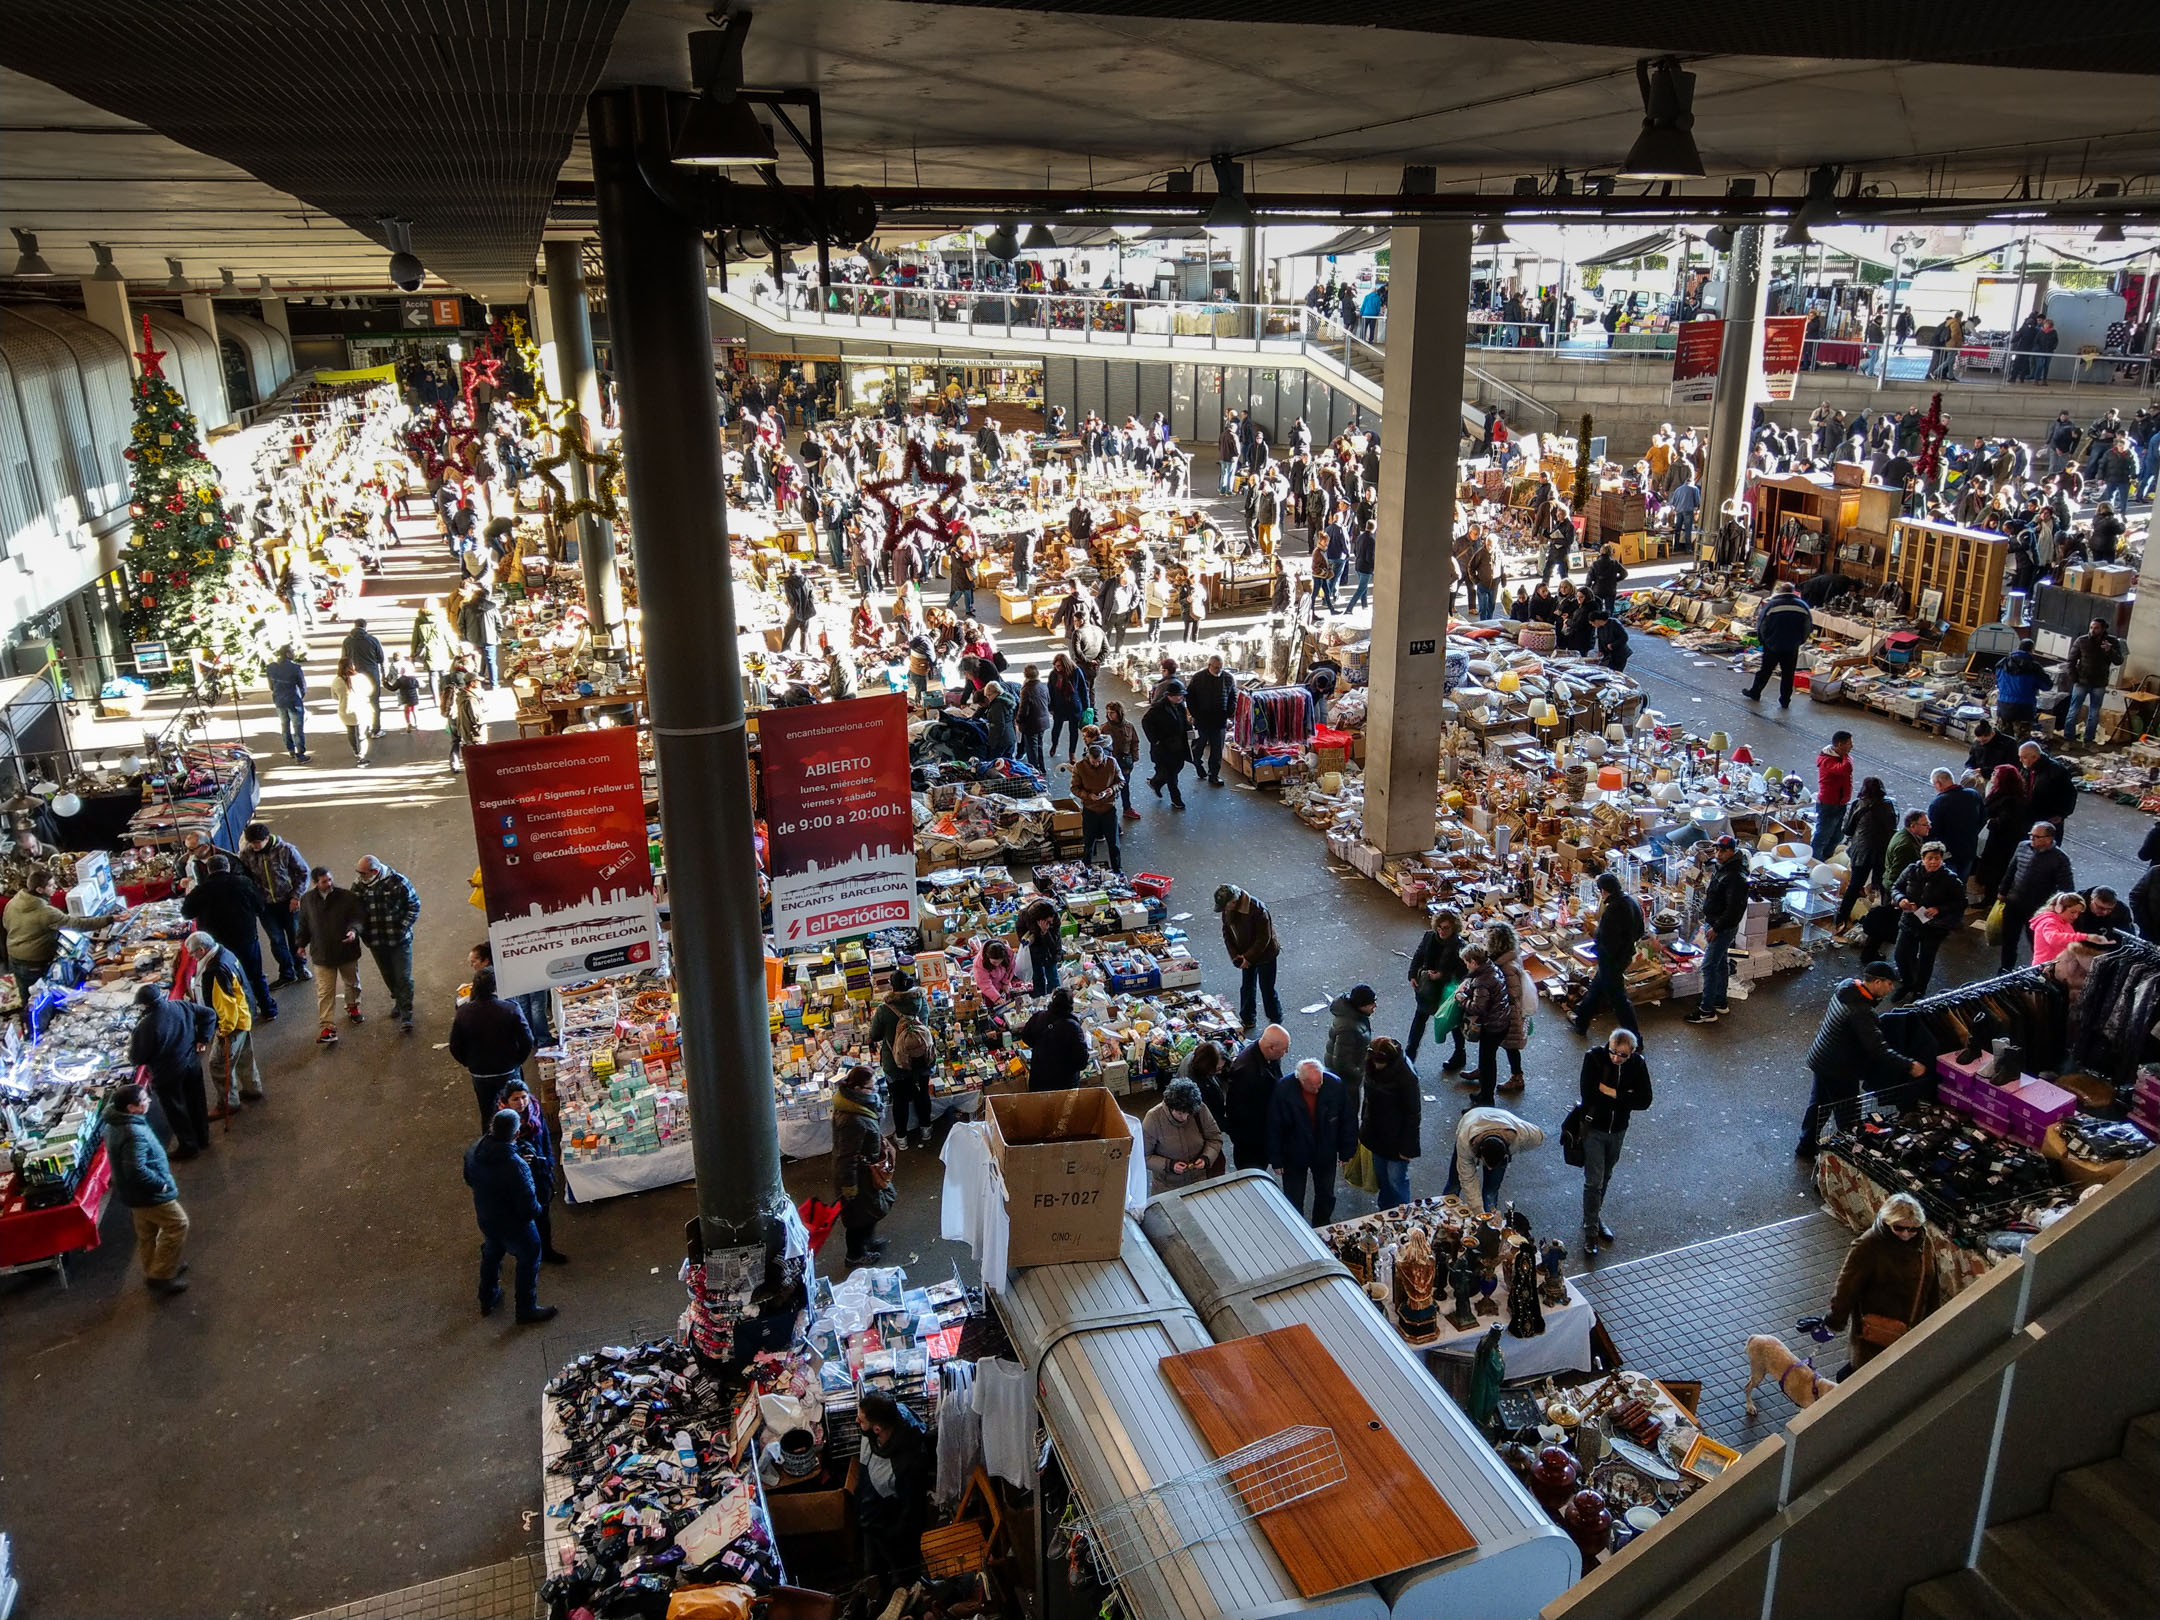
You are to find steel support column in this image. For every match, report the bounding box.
[1703,225,1769,530]
[1365,223,1470,855]
[588,87,786,1265]
[542,239,624,646]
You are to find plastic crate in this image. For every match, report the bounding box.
[1131,872,1173,899]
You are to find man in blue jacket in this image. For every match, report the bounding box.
[264,645,310,762]
[1993,639,2053,735]
[105,1082,190,1294]
[1267,1059,1358,1226]
[1743,581,1815,708]
[464,1108,556,1323]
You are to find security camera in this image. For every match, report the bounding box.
[379,217,424,292]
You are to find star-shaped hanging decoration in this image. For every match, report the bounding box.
[459,348,505,417]
[134,311,168,379]
[859,440,966,556]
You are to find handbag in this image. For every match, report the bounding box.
[1859,1262,1928,1348]
[1559,1103,1588,1167]
[1985,899,2007,947]
[1343,1144,1379,1196]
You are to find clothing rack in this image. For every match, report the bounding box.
[1233,686,1312,752]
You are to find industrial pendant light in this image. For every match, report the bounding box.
[90,243,124,283]
[1477,221,1510,247]
[9,230,53,277]
[984,222,1020,262]
[257,274,276,296]
[675,12,779,166]
[1022,223,1059,251]
[164,257,190,292]
[1618,57,1705,181]
[2094,220,2127,244]
[218,268,238,294]
[1779,166,1840,248]
[1206,154,1255,229]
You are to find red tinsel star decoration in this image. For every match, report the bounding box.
[459,349,504,417]
[1914,392,1948,484]
[134,312,168,380]
[859,440,966,557]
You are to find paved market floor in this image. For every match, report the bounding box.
[2,509,2151,1620]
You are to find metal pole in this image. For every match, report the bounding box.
[543,239,624,649]
[588,87,788,1269]
[1879,246,1903,389]
[2009,234,2033,379]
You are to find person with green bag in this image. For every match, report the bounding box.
[1406,908,1467,1071]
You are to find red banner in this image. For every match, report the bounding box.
[1761,315,1810,402]
[465,730,659,997]
[1670,318,1723,404]
[760,694,917,947]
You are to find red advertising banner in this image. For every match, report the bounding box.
[1670,318,1723,404]
[760,694,917,947]
[464,729,659,997]
[1761,315,1810,402]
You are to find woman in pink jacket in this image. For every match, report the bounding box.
[973,939,1019,1006]
[2028,892,2106,965]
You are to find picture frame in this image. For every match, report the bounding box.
[1681,1434,1741,1479]
[1918,587,1945,622]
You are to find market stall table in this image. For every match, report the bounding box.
[526,682,647,735]
[0,1145,113,1285]
[1815,1144,2004,1299]
[1422,1275,1598,1382]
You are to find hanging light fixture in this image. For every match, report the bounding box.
[1477,221,1510,247]
[1022,222,1058,251]
[90,243,124,283]
[256,273,275,296]
[674,13,779,165]
[9,230,53,277]
[863,246,894,276]
[379,217,425,291]
[164,257,190,292]
[1206,153,1254,229]
[1618,57,1705,181]
[2095,220,2127,244]
[217,267,238,294]
[310,293,328,306]
[1779,165,1840,248]
[984,222,1020,261]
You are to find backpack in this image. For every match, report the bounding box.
[893,1013,936,1072]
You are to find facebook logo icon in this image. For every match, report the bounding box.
[499,815,515,830]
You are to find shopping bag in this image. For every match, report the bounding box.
[796,1196,841,1254]
[1429,982,1466,1042]
[1342,1144,1379,1196]
[1985,899,2007,947]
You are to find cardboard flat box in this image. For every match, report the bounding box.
[2089,564,2136,597]
[986,1088,1132,1268]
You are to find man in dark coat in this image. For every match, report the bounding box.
[339,618,388,738]
[1184,656,1237,788]
[1744,581,1815,708]
[1141,680,1194,810]
[1267,1060,1358,1226]
[180,855,276,1017]
[1998,821,2075,972]
[2017,741,2078,840]
[1796,964,1924,1157]
[464,1108,555,1323]
[295,865,367,1040]
[1215,883,1283,1030]
[1689,836,1750,1024]
[128,984,216,1157]
[1357,1038,1422,1209]
[449,968,536,1127]
[1220,1025,1289,1170]
[1923,767,1984,878]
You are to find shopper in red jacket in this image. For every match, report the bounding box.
[1812,732,1855,862]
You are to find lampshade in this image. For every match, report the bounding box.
[1477,221,1509,247]
[2095,221,2126,245]
[1022,223,1058,251]
[51,792,82,819]
[672,94,778,166]
[90,243,124,283]
[1618,57,1705,180]
[984,223,1020,261]
[164,257,189,292]
[1708,731,1730,752]
[1729,744,1755,766]
[9,230,53,277]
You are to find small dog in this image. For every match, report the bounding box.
[1743,1333,1838,1416]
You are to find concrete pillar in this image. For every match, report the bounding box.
[1702,225,1769,526]
[81,278,138,378]
[528,287,560,397]
[258,297,292,341]
[1365,223,1471,856]
[2127,528,2160,681]
[180,292,234,421]
[1240,226,1258,335]
[589,87,787,1270]
[543,239,623,646]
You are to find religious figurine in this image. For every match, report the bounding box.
[1508,1242,1547,1338]
[1339,1229,1373,1290]
[1540,1239,1570,1307]
[1447,1251,1481,1331]
[1394,1228,1440,1346]
[1467,1327,1508,1428]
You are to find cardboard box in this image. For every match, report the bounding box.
[1050,796,1084,833]
[986,1088,1132,1268]
[2089,564,2136,597]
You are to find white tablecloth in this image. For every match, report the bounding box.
[562,1136,695,1202]
[1418,1276,1597,1381]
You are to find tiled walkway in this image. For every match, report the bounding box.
[1576,1212,1855,1440]
[290,1556,539,1620]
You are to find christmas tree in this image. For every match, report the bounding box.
[121,314,269,680]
